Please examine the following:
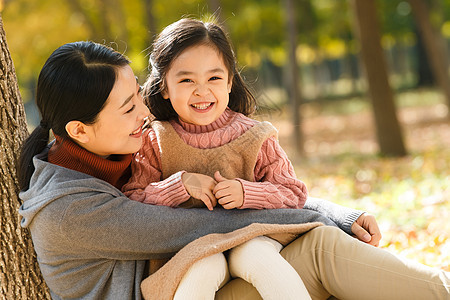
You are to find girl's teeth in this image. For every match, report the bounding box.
[192,103,211,110]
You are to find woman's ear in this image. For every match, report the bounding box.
[65,121,90,144]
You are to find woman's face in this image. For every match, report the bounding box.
[162,44,232,125]
[82,65,150,157]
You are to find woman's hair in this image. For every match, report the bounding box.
[144,18,256,121]
[18,41,130,190]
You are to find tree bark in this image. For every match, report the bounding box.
[285,0,305,156]
[351,0,407,156]
[144,0,157,50]
[409,0,450,113]
[66,0,102,40]
[0,16,51,299]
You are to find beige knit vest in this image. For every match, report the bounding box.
[152,120,278,207]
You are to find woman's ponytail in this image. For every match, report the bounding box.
[18,123,50,190]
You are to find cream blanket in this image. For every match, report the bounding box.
[141,222,323,299]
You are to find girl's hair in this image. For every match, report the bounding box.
[18,41,130,190]
[144,18,256,120]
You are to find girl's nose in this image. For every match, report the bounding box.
[194,84,209,97]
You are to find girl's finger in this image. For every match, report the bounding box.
[200,194,214,211]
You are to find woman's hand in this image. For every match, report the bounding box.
[181,172,217,210]
[351,213,382,246]
[213,171,244,209]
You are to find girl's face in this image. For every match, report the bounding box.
[82,65,150,157]
[162,44,232,125]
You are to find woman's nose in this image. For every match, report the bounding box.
[138,99,150,118]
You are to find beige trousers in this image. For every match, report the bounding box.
[216,226,450,300]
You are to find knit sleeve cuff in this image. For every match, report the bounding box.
[149,171,190,207]
[237,179,266,209]
[342,211,366,235]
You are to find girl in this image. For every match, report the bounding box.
[122,18,313,300]
[122,18,450,300]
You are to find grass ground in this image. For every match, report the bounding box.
[256,88,449,271]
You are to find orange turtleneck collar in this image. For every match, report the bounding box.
[48,136,132,190]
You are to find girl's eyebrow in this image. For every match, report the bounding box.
[208,68,225,74]
[175,70,193,77]
[175,68,225,77]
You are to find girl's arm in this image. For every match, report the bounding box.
[237,136,364,234]
[237,136,308,209]
[122,131,190,207]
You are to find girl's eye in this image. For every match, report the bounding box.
[138,85,143,93]
[180,79,192,83]
[125,105,136,114]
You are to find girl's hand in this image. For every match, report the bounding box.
[213,171,244,209]
[181,172,217,210]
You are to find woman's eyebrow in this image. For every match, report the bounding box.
[119,94,134,109]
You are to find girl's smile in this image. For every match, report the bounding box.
[191,102,215,112]
[162,44,232,126]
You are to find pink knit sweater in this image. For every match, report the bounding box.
[122,108,308,209]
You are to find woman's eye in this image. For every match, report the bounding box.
[210,76,221,81]
[125,105,136,114]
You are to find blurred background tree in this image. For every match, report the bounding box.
[2,0,449,156]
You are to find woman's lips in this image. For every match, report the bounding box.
[130,120,147,137]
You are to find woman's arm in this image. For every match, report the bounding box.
[303,197,363,235]
[59,183,339,260]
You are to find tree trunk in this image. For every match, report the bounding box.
[0,16,51,299]
[351,0,407,156]
[414,25,435,87]
[409,0,450,113]
[285,0,305,156]
[66,0,101,40]
[144,0,157,50]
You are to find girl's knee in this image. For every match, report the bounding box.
[199,252,227,271]
[229,236,281,261]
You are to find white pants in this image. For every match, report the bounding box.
[173,236,311,300]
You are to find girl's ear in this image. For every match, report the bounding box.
[65,121,90,144]
[227,79,232,94]
[161,88,169,100]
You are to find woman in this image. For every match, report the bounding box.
[18,41,449,300]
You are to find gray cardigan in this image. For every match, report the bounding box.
[19,148,363,299]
